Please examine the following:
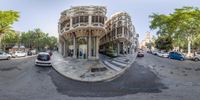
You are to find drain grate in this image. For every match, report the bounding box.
[91,67,107,72]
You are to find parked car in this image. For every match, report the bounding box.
[157,51,169,58]
[147,50,152,54]
[193,54,200,61]
[152,50,159,55]
[0,51,11,60]
[35,52,52,66]
[168,52,185,61]
[13,51,27,57]
[31,49,37,55]
[137,50,144,57]
[27,50,32,56]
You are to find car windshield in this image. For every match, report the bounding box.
[37,54,50,61]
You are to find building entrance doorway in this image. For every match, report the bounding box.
[77,37,88,59]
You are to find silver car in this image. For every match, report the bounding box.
[193,54,200,61]
[0,51,11,60]
[35,52,52,66]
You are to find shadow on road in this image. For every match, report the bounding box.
[48,62,168,97]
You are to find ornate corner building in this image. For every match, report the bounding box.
[99,12,136,55]
[58,6,137,60]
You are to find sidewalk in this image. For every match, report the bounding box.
[51,52,137,82]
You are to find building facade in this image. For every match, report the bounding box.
[58,6,107,60]
[58,6,136,60]
[99,12,136,55]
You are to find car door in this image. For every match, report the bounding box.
[0,52,6,59]
[174,52,179,60]
[0,52,3,59]
[170,52,174,58]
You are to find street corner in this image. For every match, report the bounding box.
[51,52,137,82]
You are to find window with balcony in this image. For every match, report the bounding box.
[124,27,127,37]
[92,16,104,24]
[79,16,88,23]
[92,16,98,23]
[118,21,122,27]
[99,16,104,24]
[117,27,122,36]
[112,30,115,37]
[72,17,79,25]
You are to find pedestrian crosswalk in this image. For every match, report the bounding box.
[103,57,130,72]
[112,61,127,67]
[103,61,121,71]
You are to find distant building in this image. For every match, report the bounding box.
[140,32,151,50]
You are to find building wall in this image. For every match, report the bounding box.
[58,6,137,59]
[99,12,136,55]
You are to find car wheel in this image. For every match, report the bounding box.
[7,56,11,60]
[194,58,199,62]
[180,58,184,61]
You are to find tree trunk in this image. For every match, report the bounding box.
[0,40,1,50]
[187,37,192,57]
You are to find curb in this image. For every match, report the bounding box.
[11,55,36,60]
[51,52,138,82]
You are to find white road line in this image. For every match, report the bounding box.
[113,59,128,64]
[103,61,121,71]
[112,61,127,67]
[114,57,127,61]
[11,55,36,60]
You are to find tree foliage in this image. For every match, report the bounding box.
[1,30,19,48]
[0,10,19,35]
[155,35,173,51]
[1,28,57,51]
[149,6,200,53]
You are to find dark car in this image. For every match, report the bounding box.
[27,50,32,56]
[137,50,144,57]
[168,52,185,61]
[147,50,152,54]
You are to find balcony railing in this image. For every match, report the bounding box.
[72,22,89,28]
[92,23,104,27]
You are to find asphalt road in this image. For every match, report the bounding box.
[0,53,200,100]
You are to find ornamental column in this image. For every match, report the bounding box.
[70,17,73,29]
[96,36,99,59]
[63,40,66,57]
[122,26,125,37]
[89,15,92,26]
[73,35,76,58]
[117,42,120,55]
[88,32,92,59]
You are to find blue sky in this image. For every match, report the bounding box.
[0,0,200,42]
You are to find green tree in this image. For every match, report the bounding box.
[47,36,57,49]
[1,30,19,50]
[151,35,157,48]
[0,10,19,35]
[155,35,173,51]
[150,6,200,55]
